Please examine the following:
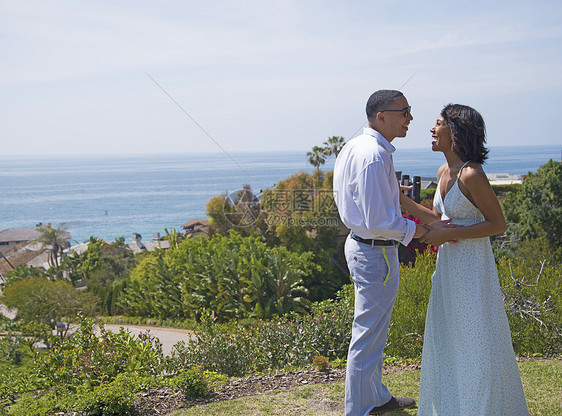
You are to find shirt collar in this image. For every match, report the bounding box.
[363,127,396,154]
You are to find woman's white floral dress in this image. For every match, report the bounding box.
[418,165,529,416]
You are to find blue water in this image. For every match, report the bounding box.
[1,146,559,243]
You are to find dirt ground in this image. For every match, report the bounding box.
[133,364,422,415]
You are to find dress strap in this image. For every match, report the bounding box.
[457,161,470,178]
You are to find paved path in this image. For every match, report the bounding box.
[0,304,16,320]
[101,324,195,356]
[2,303,195,356]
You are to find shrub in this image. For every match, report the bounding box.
[35,316,168,390]
[76,373,140,416]
[312,355,330,370]
[121,232,315,321]
[386,250,435,359]
[171,367,211,399]
[171,286,353,376]
[6,389,72,416]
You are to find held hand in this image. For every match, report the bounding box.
[428,219,461,229]
[419,220,463,246]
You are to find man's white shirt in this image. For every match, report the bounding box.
[333,127,416,245]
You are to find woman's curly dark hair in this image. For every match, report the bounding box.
[441,104,488,164]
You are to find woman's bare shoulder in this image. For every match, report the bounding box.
[459,162,492,193]
[436,163,448,180]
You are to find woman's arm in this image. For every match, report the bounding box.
[400,192,441,224]
[420,164,506,245]
[399,163,445,224]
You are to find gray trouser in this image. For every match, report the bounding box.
[344,236,400,416]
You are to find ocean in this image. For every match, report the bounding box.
[1,145,560,243]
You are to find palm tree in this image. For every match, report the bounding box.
[306,146,327,170]
[323,136,345,158]
[35,223,70,272]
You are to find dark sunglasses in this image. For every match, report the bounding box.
[380,106,411,118]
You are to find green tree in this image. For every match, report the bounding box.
[323,136,345,158]
[1,277,98,325]
[517,160,562,249]
[206,185,268,239]
[501,160,562,263]
[257,170,346,300]
[77,237,138,315]
[306,146,326,170]
[206,194,231,235]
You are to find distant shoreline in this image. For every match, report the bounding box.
[0,143,559,160]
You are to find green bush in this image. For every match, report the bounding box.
[171,367,211,399]
[7,374,145,416]
[419,188,435,202]
[76,373,140,416]
[6,389,73,416]
[386,250,435,359]
[120,232,314,322]
[171,286,354,377]
[500,160,562,261]
[35,316,168,390]
[0,277,98,324]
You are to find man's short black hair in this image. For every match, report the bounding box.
[366,90,404,122]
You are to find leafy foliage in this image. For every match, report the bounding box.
[1,316,215,415]
[1,277,98,325]
[3,265,44,287]
[322,136,346,158]
[501,160,562,261]
[171,367,211,399]
[35,316,167,389]
[62,237,140,315]
[172,287,353,376]
[120,232,313,321]
[306,145,327,170]
[260,170,347,300]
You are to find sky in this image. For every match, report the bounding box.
[1,0,561,156]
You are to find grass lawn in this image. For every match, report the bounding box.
[172,360,561,416]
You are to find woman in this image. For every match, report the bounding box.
[400,104,529,415]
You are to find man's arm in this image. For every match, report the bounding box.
[357,162,416,244]
[413,222,429,239]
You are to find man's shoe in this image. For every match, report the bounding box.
[369,397,416,415]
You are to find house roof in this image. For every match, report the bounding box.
[0,227,71,244]
[0,242,45,269]
[421,180,438,190]
[182,219,210,229]
[0,254,14,279]
[126,240,170,253]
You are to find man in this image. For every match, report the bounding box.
[333,90,428,415]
